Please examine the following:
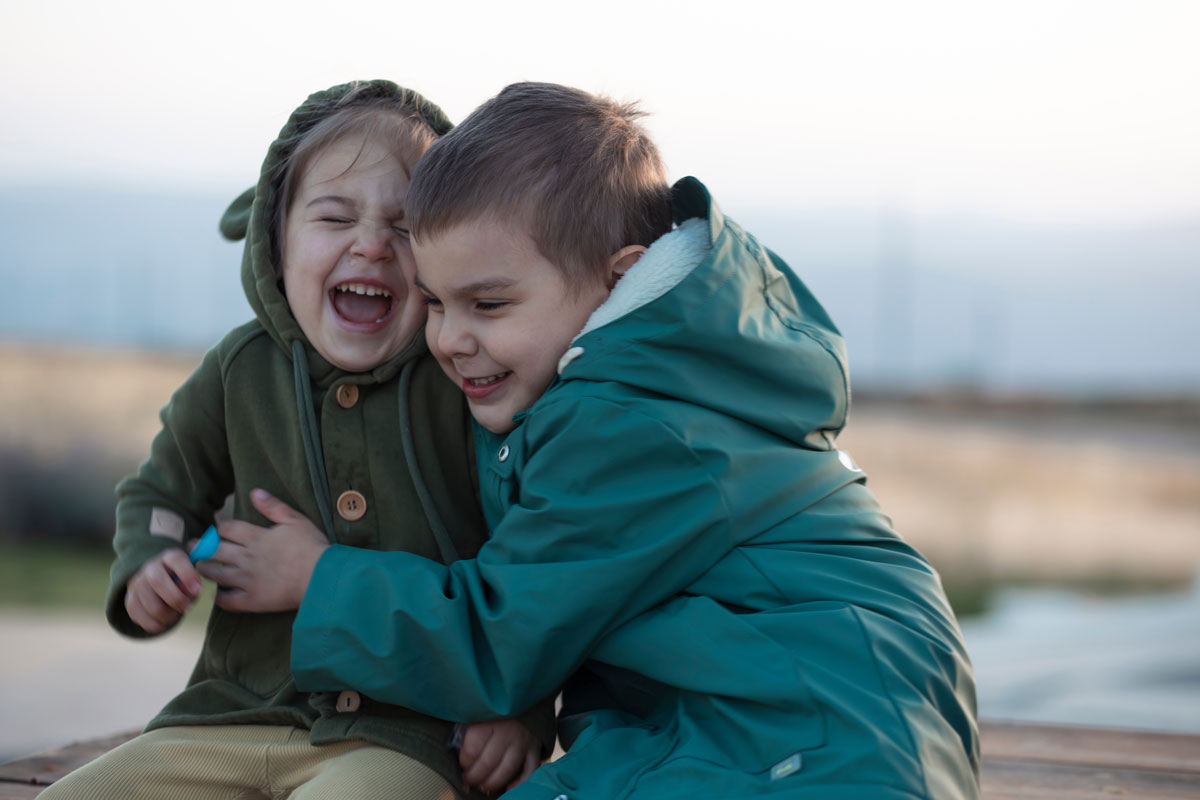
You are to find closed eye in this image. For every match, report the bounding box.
[475,300,507,311]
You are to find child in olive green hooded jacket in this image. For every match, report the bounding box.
[39,81,553,800]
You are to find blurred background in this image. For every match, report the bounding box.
[1,0,1197,761]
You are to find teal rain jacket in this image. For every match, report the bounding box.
[291,178,980,799]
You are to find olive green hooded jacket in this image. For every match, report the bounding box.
[289,179,979,799]
[105,80,554,793]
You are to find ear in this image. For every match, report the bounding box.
[606,245,646,289]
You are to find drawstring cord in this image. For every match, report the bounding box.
[399,360,460,564]
[292,339,337,544]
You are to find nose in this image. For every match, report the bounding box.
[430,309,476,361]
[351,223,394,262]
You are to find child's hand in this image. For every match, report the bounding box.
[197,489,329,613]
[124,549,203,634]
[459,719,542,795]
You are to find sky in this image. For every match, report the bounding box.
[3,0,1198,227]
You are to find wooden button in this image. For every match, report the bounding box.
[335,384,359,409]
[336,690,361,713]
[336,490,367,521]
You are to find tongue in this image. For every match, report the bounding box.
[333,292,390,323]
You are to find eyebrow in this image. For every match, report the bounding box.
[414,274,516,296]
[305,195,355,209]
[305,195,406,218]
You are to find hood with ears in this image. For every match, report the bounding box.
[217,80,452,386]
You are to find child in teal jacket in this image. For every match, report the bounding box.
[218,82,980,799]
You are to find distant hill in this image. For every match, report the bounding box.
[2,184,1197,394]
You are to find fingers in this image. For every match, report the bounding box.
[125,555,193,634]
[461,721,538,794]
[487,746,527,794]
[160,549,203,596]
[459,722,493,770]
[195,559,238,587]
[125,583,178,633]
[249,488,305,525]
[511,750,540,790]
[215,519,260,547]
[139,553,196,614]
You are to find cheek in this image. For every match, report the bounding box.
[281,257,322,305]
[424,314,445,356]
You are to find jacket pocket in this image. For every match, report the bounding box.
[589,594,827,775]
[200,608,295,698]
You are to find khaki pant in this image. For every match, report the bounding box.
[37,725,457,800]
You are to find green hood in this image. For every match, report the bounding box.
[217,80,452,386]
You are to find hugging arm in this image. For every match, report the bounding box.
[289,397,735,721]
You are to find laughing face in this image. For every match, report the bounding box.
[414,218,612,434]
[281,134,425,372]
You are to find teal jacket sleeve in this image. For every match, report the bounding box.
[292,396,736,719]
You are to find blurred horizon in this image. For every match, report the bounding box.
[2,181,1196,396]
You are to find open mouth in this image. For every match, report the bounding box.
[331,282,396,325]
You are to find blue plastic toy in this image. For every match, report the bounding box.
[189,525,221,563]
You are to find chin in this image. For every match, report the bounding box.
[473,409,516,435]
[322,341,397,373]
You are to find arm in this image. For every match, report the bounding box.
[107,345,233,637]
[291,397,736,720]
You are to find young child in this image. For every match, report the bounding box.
[219,82,980,798]
[40,81,551,800]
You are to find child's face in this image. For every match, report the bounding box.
[282,135,425,372]
[414,218,611,434]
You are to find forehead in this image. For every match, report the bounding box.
[297,134,410,192]
[413,217,564,292]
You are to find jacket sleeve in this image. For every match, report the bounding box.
[106,345,233,638]
[292,396,736,719]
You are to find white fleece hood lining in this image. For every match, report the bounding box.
[573,215,710,341]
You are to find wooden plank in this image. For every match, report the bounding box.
[2,722,1199,798]
[983,720,1200,774]
[0,730,137,787]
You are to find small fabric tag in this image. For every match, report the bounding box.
[149,507,185,542]
[770,753,802,781]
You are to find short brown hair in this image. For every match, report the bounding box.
[269,86,441,271]
[407,82,673,287]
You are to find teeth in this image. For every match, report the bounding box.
[469,375,504,386]
[336,283,392,298]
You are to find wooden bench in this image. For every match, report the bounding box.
[2,721,1198,798]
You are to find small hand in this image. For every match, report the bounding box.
[196,489,330,613]
[459,719,542,795]
[125,549,203,634]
